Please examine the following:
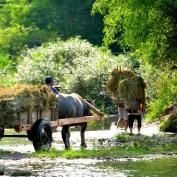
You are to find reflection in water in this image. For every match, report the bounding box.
[97,157,177,177]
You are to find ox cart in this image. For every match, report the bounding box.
[0,97,104,151]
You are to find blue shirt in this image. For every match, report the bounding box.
[51,86,58,94]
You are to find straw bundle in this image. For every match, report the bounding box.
[107,68,134,96]
[0,84,57,127]
[119,76,146,110]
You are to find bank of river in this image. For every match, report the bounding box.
[0,120,161,153]
[0,120,177,176]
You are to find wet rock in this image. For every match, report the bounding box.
[97,131,177,149]
[0,164,5,175]
[98,138,106,145]
[4,167,32,176]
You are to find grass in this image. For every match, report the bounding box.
[1,129,177,160]
[33,133,177,159]
[0,137,30,145]
[0,149,12,156]
[33,142,177,159]
[115,133,133,141]
[0,129,31,145]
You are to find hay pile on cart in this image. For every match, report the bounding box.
[0,84,57,128]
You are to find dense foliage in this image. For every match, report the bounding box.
[92,0,177,65]
[141,64,177,120]
[15,37,128,109]
[0,0,177,127]
[0,0,103,58]
[92,0,177,124]
[12,36,177,118]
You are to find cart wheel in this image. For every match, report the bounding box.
[32,119,52,151]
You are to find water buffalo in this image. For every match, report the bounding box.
[57,93,92,149]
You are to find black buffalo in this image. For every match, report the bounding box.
[57,93,92,149]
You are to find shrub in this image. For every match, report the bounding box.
[0,53,15,86]
[15,37,130,111]
[145,68,177,121]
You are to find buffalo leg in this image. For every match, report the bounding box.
[67,129,71,148]
[80,122,87,147]
[61,125,70,149]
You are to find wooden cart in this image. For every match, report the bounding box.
[0,99,104,151]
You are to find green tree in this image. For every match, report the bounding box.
[0,0,57,55]
[0,0,103,56]
[92,0,177,65]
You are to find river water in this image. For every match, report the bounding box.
[1,155,177,177]
[98,156,177,177]
[0,124,177,176]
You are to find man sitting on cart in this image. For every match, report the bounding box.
[45,76,59,94]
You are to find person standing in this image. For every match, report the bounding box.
[119,75,146,134]
[107,68,134,131]
[117,104,129,131]
[112,97,129,131]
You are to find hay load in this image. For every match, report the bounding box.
[119,76,146,111]
[0,84,57,128]
[107,68,134,97]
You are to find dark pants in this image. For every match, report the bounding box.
[128,114,141,128]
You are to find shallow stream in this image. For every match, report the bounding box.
[1,155,177,177]
[0,121,177,176]
[98,156,177,177]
